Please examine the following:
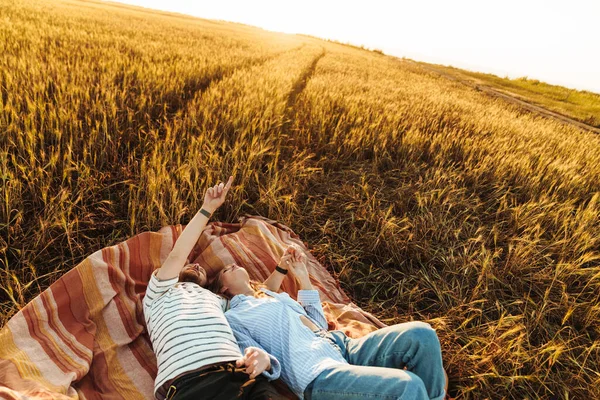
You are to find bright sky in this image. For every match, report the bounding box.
[113,0,600,93]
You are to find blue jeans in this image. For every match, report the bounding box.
[304,321,446,400]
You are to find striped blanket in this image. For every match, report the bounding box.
[0,215,385,399]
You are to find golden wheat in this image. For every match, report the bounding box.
[1,0,599,398]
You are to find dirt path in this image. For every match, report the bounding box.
[408,61,600,135]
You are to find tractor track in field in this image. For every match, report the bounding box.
[285,48,326,112]
[167,44,307,118]
[408,60,600,135]
[280,48,326,136]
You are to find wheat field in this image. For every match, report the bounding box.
[1,0,599,398]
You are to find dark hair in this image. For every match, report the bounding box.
[207,266,228,294]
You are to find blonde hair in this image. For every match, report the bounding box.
[249,280,270,299]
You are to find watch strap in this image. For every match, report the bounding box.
[275,265,288,275]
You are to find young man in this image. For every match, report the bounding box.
[142,176,284,400]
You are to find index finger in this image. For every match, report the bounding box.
[245,349,259,362]
[224,175,234,192]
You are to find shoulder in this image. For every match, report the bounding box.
[229,293,247,307]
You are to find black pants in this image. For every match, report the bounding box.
[167,361,289,400]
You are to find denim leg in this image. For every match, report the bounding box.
[328,321,446,400]
[304,363,428,400]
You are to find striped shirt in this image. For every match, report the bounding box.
[225,289,348,399]
[142,271,243,399]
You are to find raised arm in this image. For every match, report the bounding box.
[263,246,298,292]
[156,176,234,281]
[284,248,329,330]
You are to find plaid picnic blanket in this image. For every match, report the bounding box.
[0,215,385,399]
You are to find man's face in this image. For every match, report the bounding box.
[178,263,208,287]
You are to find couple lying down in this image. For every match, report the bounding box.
[143,176,449,400]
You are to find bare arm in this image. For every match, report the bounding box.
[285,247,313,290]
[264,245,307,292]
[263,247,294,291]
[286,254,328,329]
[263,268,286,292]
[156,176,234,281]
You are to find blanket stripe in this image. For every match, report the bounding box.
[0,215,385,399]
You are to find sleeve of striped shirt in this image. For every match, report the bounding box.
[217,295,230,312]
[230,324,281,380]
[297,290,328,331]
[143,270,178,309]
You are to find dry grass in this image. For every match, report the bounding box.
[433,65,600,128]
[1,0,599,398]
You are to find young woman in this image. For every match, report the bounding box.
[143,176,285,400]
[210,247,449,400]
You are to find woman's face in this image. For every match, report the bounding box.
[179,263,208,287]
[219,264,250,296]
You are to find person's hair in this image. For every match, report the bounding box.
[209,264,269,299]
[208,266,227,294]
